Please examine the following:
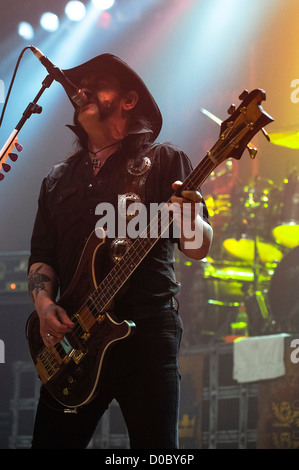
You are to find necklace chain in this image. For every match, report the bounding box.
[88,140,121,170]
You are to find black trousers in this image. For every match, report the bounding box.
[31,308,183,449]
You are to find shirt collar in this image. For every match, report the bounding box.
[66,123,153,142]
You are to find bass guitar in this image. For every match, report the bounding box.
[26,89,274,408]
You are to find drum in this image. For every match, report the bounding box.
[223,177,283,263]
[203,258,273,305]
[272,173,299,248]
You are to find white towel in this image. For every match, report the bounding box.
[233,334,289,383]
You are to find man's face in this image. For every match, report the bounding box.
[76,73,123,129]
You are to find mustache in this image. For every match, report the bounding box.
[75,95,119,125]
[81,93,101,108]
[75,93,101,119]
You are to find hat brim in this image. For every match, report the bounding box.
[63,53,162,140]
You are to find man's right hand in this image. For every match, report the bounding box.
[37,301,75,346]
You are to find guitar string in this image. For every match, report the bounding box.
[84,121,251,315]
[87,124,247,315]
[89,154,216,313]
[39,124,248,367]
[38,155,216,369]
[39,149,226,368]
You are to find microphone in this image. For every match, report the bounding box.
[30,46,88,107]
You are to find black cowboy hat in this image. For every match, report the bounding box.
[63,53,162,140]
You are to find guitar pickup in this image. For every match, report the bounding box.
[73,313,91,341]
[60,334,86,364]
[71,350,85,364]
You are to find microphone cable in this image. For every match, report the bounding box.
[0,46,32,129]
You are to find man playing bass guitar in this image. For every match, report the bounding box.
[27,53,212,449]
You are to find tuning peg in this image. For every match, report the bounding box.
[261,128,271,142]
[2,162,11,172]
[227,104,236,115]
[8,152,18,162]
[239,90,249,100]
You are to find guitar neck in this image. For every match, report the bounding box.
[179,153,216,192]
[90,153,216,312]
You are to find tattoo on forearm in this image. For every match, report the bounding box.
[28,265,52,299]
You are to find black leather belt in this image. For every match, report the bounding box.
[115,297,176,320]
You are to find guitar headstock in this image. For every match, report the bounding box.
[208,89,274,166]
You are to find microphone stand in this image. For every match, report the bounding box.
[0,74,53,167]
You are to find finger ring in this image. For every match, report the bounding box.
[46,333,52,338]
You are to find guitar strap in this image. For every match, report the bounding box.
[110,149,156,263]
[123,150,155,200]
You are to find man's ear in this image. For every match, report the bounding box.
[122,90,139,111]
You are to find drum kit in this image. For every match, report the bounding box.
[202,167,299,336]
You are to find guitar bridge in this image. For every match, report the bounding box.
[35,335,87,383]
[36,347,62,383]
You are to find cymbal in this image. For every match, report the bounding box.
[268,130,299,149]
[222,237,283,264]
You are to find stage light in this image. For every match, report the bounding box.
[98,11,112,28]
[92,0,115,11]
[65,1,86,21]
[40,12,60,32]
[18,22,34,40]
